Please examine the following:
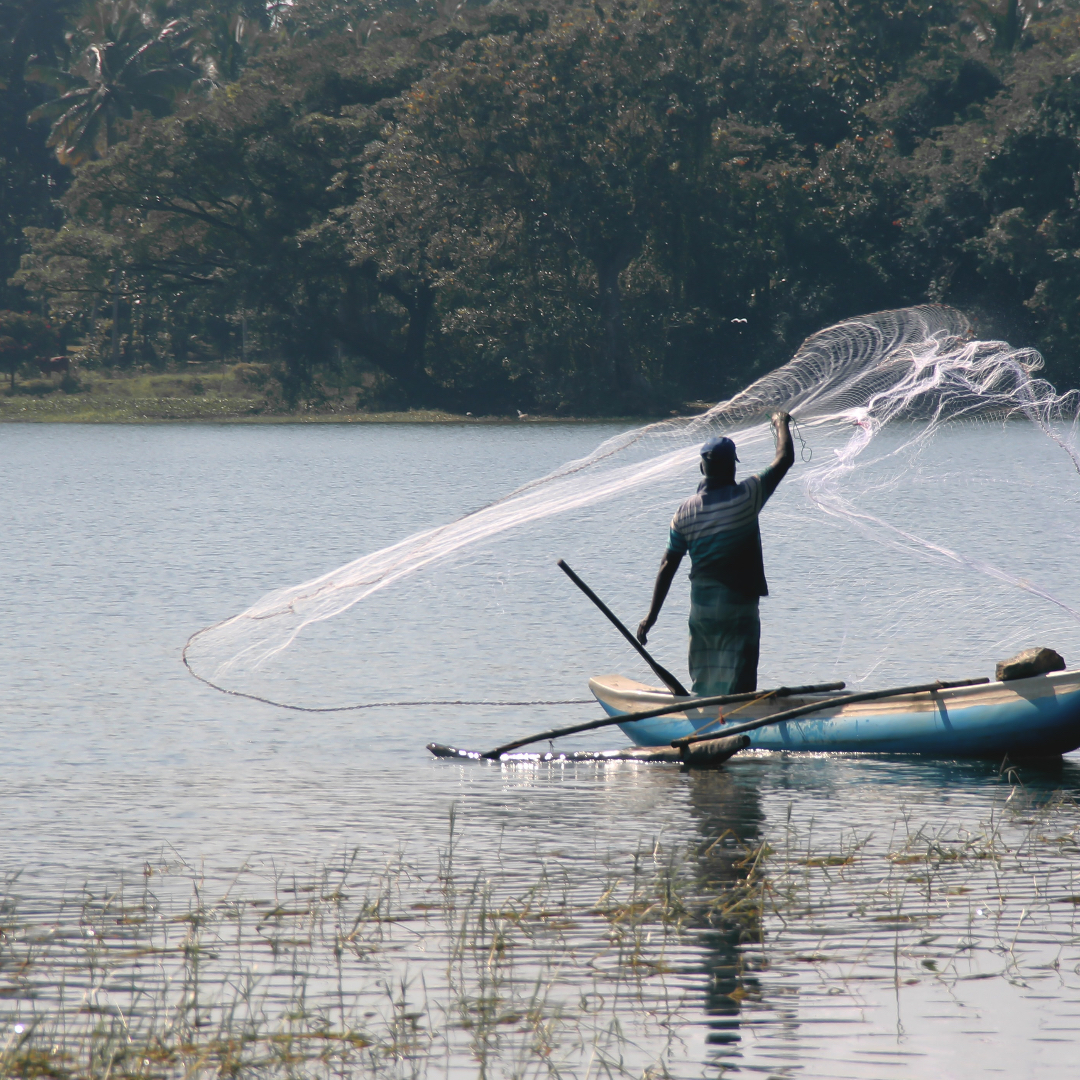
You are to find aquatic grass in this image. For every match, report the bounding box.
[737,777,1080,1013]
[6,781,1080,1077]
[0,832,708,1079]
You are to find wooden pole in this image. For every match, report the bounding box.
[670,677,990,747]
[480,681,846,759]
[557,559,690,696]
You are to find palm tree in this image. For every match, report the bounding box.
[190,6,268,90]
[28,0,198,166]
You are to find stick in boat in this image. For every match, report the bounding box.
[479,682,846,759]
[557,559,690,696]
[669,677,990,747]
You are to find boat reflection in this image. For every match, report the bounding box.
[681,749,1080,1061]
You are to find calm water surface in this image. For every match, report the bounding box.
[3,421,1080,1078]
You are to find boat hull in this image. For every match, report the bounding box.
[588,670,1080,758]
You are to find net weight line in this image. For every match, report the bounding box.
[181,636,590,712]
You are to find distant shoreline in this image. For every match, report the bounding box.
[0,404,661,424]
[0,367,708,425]
[0,367,692,424]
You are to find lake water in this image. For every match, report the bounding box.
[4,420,1080,1079]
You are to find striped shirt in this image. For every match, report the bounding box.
[666,463,784,596]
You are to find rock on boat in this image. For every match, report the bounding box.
[589,669,1080,758]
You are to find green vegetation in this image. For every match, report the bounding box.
[0,365,265,420]
[0,361,624,419]
[0,309,56,389]
[3,0,1080,416]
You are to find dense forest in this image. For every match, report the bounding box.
[2,0,1079,414]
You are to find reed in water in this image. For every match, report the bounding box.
[3,770,1080,1078]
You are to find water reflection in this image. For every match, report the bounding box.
[674,750,1080,1070]
[685,768,764,1049]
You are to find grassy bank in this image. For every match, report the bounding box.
[0,366,671,423]
[1,367,267,422]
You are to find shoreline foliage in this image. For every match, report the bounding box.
[3,0,1080,414]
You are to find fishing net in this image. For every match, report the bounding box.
[183,305,1080,710]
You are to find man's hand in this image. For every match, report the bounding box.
[770,410,795,475]
[637,615,655,645]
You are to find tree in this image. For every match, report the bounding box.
[0,0,75,309]
[17,0,1080,410]
[189,0,277,90]
[28,0,200,167]
[0,309,56,388]
[17,16,444,393]
[884,3,1080,384]
[378,7,669,405]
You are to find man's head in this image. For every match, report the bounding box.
[700,435,739,479]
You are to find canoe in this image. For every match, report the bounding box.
[589,669,1080,758]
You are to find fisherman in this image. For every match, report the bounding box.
[637,412,794,696]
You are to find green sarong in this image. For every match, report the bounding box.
[688,578,760,697]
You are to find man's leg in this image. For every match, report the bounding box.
[688,580,761,697]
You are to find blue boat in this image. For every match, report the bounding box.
[589,670,1080,758]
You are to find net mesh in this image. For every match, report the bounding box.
[183,305,1080,709]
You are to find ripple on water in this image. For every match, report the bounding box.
[4,756,1080,1077]
[3,423,1080,1077]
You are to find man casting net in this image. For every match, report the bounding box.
[183,305,1080,712]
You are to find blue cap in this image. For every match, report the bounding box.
[701,435,739,463]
